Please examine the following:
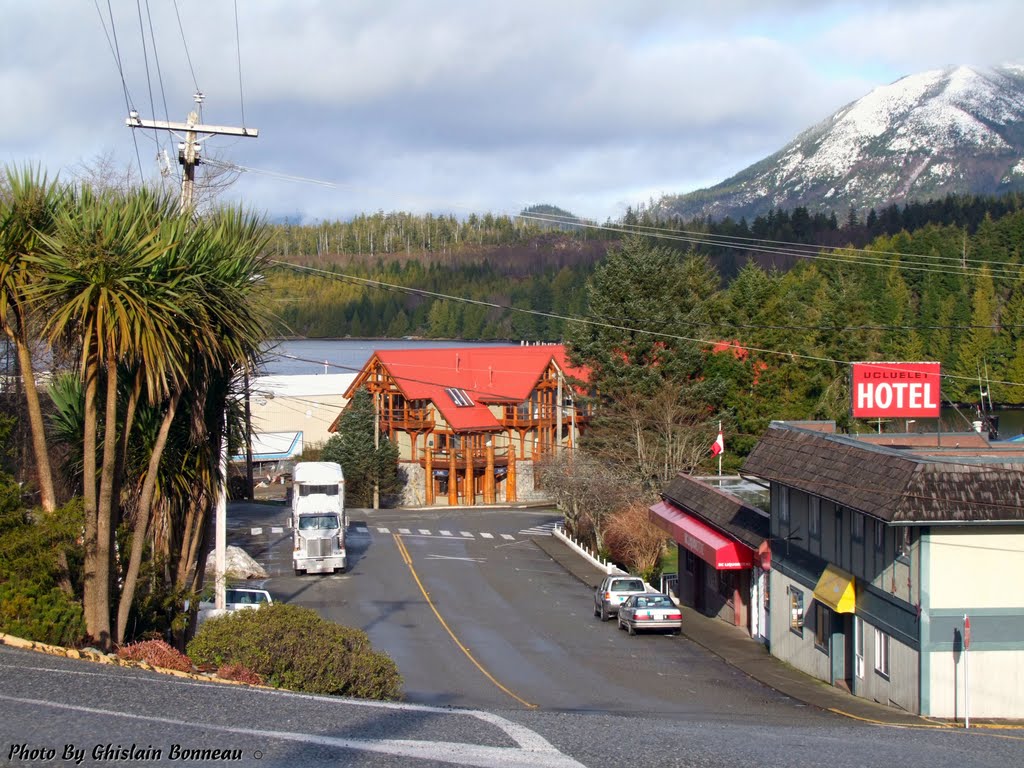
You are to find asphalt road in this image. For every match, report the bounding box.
[2,501,1022,766]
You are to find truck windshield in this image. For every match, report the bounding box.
[298,514,340,530]
[298,484,339,496]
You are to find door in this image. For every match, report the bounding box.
[693,559,706,613]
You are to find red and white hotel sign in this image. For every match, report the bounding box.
[851,362,941,419]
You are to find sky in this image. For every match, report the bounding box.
[3,1,1023,224]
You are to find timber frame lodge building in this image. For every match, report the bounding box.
[333,344,590,506]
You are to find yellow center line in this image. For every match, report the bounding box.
[392,533,537,710]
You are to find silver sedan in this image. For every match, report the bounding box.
[616,593,682,636]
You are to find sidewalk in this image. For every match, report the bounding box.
[533,533,956,728]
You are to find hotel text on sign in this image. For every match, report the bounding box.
[851,362,941,419]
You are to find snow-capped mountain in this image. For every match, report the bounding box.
[657,64,1024,222]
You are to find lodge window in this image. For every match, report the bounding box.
[789,587,804,636]
[813,603,829,651]
[874,628,890,678]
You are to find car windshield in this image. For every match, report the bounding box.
[299,514,339,530]
[612,579,645,592]
[226,590,269,605]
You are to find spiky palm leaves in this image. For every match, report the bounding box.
[32,184,274,647]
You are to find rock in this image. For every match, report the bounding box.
[204,546,268,580]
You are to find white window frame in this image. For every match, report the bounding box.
[874,628,890,678]
[789,586,804,635]
[854,617,865,679]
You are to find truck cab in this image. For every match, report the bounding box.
[292,462,347,575]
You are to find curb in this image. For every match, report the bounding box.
[0,633,264,689]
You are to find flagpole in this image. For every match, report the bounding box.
[718,420,722,477]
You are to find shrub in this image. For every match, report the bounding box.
[187,603,402,700]
[0,498,85,646]
[217,664,264,686]
[117,639,193,672]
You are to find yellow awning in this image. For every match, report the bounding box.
[813,564,856,613]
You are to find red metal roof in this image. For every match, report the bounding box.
[353,345,589,432]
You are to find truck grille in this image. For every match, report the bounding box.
[305,538,333,558]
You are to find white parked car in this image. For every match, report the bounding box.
[196,587,273,626]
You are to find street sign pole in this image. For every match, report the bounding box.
[964,614,971,729]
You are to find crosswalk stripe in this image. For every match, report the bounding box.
[419,528,431,535]
[399,528,411,534]
[480,532,494,539]
[460,531,473,538]
[500,534,515,540]
[271,527,283,534]
[250,527,263,535]
[355,526,369,533]
[377,527,390,533]
[440,530,453,536]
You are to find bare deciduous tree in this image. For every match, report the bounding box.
[603,500,669,581]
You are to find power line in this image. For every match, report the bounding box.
[234,0,247,129]
[172,0,201,97]
[271,260,1024,392]
[96,0,144,180]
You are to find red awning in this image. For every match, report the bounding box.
[649,501,754,570]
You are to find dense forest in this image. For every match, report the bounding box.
[265,193,1024,462]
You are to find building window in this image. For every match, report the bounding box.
[874,628,890,678]
[684,550,695,575]
[809,498,821,540]
[789,587,804,635]
[852,512,864,542]
[897,527,912,562]
[854,616,865,679]
[813,603,829,651]
[874,520,886,553]
[778,488,790,524]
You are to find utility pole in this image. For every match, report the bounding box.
[126,94,259,613]
[125,93,258,213]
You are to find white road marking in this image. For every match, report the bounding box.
[271,527,283,534]
[500,534,515,540]
[440,530,453,536]
[250,527,263,535]
[377,527,390,534]
[0,693,585,768]
[460,531,473,537]
[355,526,369,533]
[480,532,494,539]
[399,528,411,534]
[419,528,431,535]
[424,554,486,563]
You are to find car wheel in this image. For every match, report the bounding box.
[627,621,636,636]
[617,617,624,631]
[600,604,608,622]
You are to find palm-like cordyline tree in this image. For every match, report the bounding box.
[115,205,274,643]
[0,166,66,512]
[35,185,186,648]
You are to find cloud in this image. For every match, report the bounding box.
[2,1,1020,222]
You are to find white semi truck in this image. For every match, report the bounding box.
[291,461,347,575]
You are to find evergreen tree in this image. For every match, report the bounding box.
[321,388,400,507]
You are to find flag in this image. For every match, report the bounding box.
[710,431,724,456]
